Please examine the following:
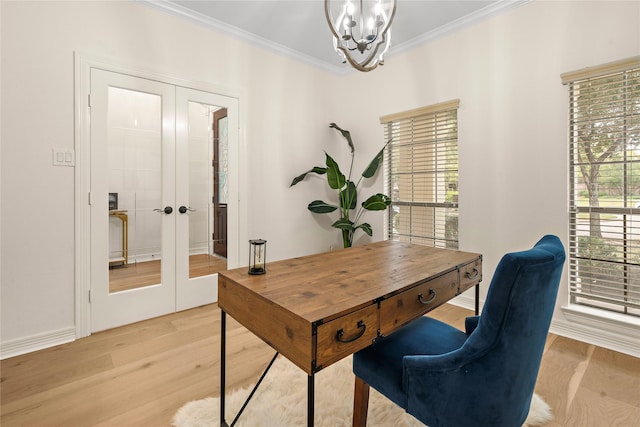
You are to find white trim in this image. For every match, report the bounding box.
[74,51,92,339]
[0,328,76,360]
[555,305,640,358]
[448,291,477,313]
[561,304,640,331]
[390,0,531,58]
[75,50,243,100]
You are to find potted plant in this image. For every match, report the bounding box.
[290,123,391,248]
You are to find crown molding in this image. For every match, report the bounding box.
[138,0,348,75]
[389,0,531,58]
[138,0,531,76]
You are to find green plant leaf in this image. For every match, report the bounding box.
[362,193,392,211]
[325,153,345,190]
[290,167,326,187]
[308,200,338,213]
[331,218,355,231]
[362,147,385,179]
[329,123,355,154]
[340,180,357,210]
[354,222,373,236]
[362,138,391,179]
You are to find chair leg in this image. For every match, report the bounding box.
[352,376,370,427]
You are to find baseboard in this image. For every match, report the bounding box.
[447,292,477,312]
[0,327,76,360]
[549,316,640,358]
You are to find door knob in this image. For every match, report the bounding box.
[154,206,173,214]
[178,206,196,214]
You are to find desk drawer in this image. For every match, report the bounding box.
[460,258,482,292]
[379,270,458,336]
[316,304,378,368]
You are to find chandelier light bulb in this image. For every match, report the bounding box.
[346,2,355,16]
[367,17,374,31]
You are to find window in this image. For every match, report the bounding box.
[563,56,640,317]
[381,100,459,249]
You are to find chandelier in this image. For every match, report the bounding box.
[324,0,397,72]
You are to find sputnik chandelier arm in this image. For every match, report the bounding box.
[324,0,397,72]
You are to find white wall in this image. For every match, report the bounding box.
[0,0,338,353]
[2,0,639,357]
[332,1,640,354]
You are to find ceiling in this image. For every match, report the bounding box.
[145,0,526,73]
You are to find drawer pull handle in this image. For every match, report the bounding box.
[465,268,479,280]
[418,289,437,305]
[336,320,366,343]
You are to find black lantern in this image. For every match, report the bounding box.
[248,239,267,275]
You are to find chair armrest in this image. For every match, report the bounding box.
[465,316,480,335]
[402,352,473,421]
[402,337,491,388]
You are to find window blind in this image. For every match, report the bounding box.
[382,100,459,249]
[565,56,640,317]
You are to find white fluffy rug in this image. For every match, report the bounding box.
[173,355,552,427]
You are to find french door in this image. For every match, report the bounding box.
[89,69,236,332]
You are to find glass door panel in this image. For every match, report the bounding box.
[186,101,227,279]
[213,109,228,258]
[217,114,229,205]
[107,87,162,293]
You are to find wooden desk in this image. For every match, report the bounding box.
[218,240,482,427]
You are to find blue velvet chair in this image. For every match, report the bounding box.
[352,235,565,427]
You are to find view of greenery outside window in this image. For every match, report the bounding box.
[563,57,640,317]
[381,100,459,249]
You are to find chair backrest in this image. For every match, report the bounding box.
[462,234,565,423]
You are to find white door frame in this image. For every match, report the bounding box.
[74,51,246,338]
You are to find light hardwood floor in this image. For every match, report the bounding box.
[109,254,227,293]
[1,304,639,426]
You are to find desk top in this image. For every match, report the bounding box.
[219,240,482,373]
[219,240,481,324]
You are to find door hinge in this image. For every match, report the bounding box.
[88,289,92,303]
[88,192,92,205]
[88,93,92,107]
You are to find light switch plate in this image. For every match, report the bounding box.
[53,148,75,166]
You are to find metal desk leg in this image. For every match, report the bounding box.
[221,310,228,427]
[308,373,315,427]
[475,284,480,315]
[220,309,280,427]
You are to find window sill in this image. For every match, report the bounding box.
[562,304,640,329]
